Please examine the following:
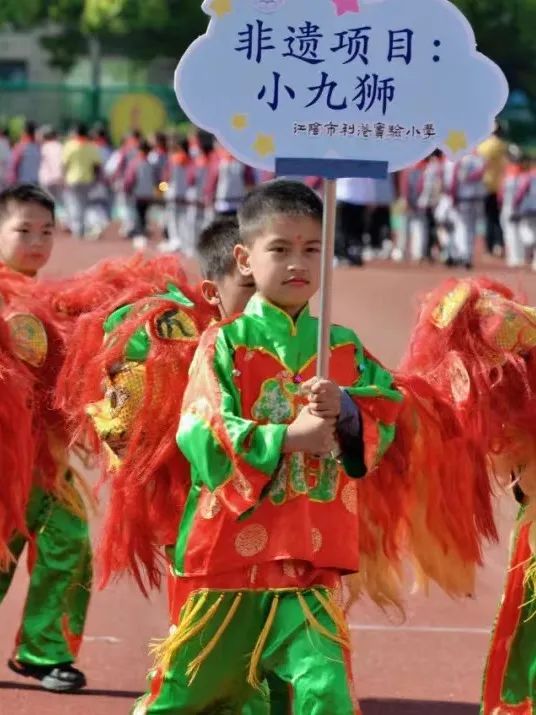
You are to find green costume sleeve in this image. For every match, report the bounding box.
[178,327,288,518]
[103,304,150,362]
[343,339,402,475]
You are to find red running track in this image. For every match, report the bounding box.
[0,233,533,714]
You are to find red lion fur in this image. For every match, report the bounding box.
[59,285,216,594]
[0,316,34,566]
[400,277,536,467]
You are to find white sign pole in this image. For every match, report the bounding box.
[317,179,337,379]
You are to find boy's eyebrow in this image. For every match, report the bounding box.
[15,220,55,227]
[266,235,291,243]
[265,235,321,245]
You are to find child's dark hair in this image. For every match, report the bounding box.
[238,179,323,243]
[196,215,240,280]
[0,184,55,224]
[139,140,152,155]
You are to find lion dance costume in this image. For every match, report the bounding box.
[0,266,91,685]
[401,277,536,714]
[0,254,193,690]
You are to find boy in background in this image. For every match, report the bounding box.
[0,184,91,692]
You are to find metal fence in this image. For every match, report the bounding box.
[0,82,186,138]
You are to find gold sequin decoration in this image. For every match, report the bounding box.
[153,309,198,342]
[431,283,471,329]
[7,313,48,367]
[85,362,146,459]
[235,524,268,558]
[476,292,536,354]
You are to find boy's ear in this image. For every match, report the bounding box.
[200,280,221,307]
[234,244,252,277]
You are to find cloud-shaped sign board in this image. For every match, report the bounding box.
[176,0,508,173]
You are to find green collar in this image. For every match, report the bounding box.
[244,294,311,337]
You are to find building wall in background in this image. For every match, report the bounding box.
[0,28,63,84]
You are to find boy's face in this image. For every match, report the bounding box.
[201,268,255,319]
[235,214,322,316]
[0,201,54,275]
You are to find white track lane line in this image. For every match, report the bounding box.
[349,624,489,634]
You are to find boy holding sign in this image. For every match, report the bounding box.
[134,180,402,714]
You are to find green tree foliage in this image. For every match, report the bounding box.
[83,0,169,34]
[0,0,205,71]
[453,0,536,97]
[0,0,42,27]
[0,0,534,99]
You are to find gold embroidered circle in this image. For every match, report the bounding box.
[235,524,268,558]
[341,481,358,515]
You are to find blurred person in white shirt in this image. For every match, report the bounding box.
[499,146,525,268]
[38,127,64,207]
[448,151,487,269]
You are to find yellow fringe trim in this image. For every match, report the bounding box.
[151,586,352,687]
[296,591,350,650]
[150,591,218,674]
[53,468,97,520]
[521,557,536,619]
[186,592,243,684]
[247,594,279,690]
[313,589,350,643]
[179,591,197,624]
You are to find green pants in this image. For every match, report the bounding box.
[135,588,358,715]
[0,484,92,666]
[242,674,291,715]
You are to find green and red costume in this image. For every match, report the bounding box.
[0,254,202,673]
[482,508,536,714]
[134,295,402,714]
[60,281,217,592]
[398,277,536,714]
[0,268,92,669]
[66,282,290,714]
